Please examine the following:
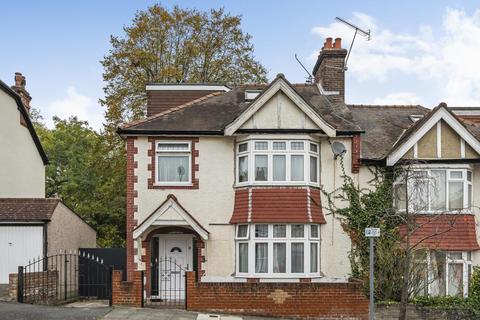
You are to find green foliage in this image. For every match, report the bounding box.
[101,4,268,130]
[34,116,125,247]
[322,160,404,300]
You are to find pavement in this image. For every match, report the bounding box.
[0,301,284,320]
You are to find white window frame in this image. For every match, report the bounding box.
[155,141,192,186]
[235,224,321,278]
[424,250,472,298]
[235,138,320,187]
[394,166,473,213]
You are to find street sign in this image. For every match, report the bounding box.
[365,227,380,238]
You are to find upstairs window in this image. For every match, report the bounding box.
[156,142,191,184]
[236,140,320,186]
[394,168,472,212]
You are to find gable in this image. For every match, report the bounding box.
[224,75,336,136]
[388,106,480,165]
[239,91,320,130]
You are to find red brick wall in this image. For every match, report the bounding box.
[352,134,361,174]
[147,137,199,190]
[112,270,143,307]
[185,272,369,319]
[126,137,138,281]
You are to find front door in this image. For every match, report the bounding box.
[157,235,192,301]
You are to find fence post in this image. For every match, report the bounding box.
[141,270,144,308]
[108,266,113,307]
[17,266,24,303]
[184,271,188,310]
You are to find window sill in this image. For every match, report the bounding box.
[233,275,322,282]
[153,183,193,187]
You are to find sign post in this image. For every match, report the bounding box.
[365,227,380,320]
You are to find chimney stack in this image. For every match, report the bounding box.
[11,72,32,114]
[312,37,347,102]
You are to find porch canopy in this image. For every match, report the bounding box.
[133,194,209,240]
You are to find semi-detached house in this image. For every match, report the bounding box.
[118,37,480,314]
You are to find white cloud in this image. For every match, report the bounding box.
[43,87,104,130]
[373,92,421,105]
[311,8,480,106]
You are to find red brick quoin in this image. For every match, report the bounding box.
[186,272,369,319]
[126,137,138,281]
[147,137,199,190]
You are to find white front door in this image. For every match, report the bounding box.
[157,235,193,301]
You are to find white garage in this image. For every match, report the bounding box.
[0,225,44,283]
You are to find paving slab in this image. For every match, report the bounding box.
[0,301,111,320]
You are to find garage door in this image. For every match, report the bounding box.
[0,226,44,284]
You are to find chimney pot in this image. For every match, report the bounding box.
[14,72,23,87]
[334,38,342,49]
[325,37,333,48]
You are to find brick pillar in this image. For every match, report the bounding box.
[126,137,138,281]
[351,134,361,173]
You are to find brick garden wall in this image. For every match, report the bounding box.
[185,272,369,319]
[111,270,143,307]
[9,271,58,303]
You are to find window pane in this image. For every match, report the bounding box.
[238,156,248,182]
[239,243,249,273]
[449,181,464,209]
[310,243,318,273]
[448,252,462,260]
[468,184,472,210]
[310,225,319,238]
[255,155,268,181]
[450,171,463,179]
[255,225,268,238]
[237,225,248,238]
[394,183,406,210]
[158,143,189,151]
[291,142,304,150]
[291,155,304,181]
[430,251,446,296]
[255,243,268,273]
[411,178,429,211]
[291,243,304,273]
[273,224,286,238]
[448,263,463,296]
[273,243,286,273]
[238,143,248,153]
[273,155,286,181]
[431,170,446,211]
[291,225,304,238]
[158,156,189,182]
[255,141,268,150]
[273,142,286,150]
[310,143,318,153]
[467,171,472,182]
[310,156,318,182]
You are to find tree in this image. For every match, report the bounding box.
[34,116,125,247]
[100,4,268,130]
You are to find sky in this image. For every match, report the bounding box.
[2,1,480,130]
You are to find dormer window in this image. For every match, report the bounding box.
[236,139,320,186]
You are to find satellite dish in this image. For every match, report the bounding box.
[331,142,346,159]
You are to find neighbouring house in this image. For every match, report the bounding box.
[118,36,480,315]
[0,74,96,284]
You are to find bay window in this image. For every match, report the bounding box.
[236,139,320,185]
[156,142,191,184]
[394,168,472,212]
[235,224,321,277]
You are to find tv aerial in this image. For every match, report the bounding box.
[295,53,313,84]
[335,17,371,70]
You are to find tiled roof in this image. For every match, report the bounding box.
[230,187,326,224]
[400,214,479,251]
[0,198,60,221]
[118,77,362,135]
[347,104,430,160]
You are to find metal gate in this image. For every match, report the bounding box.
[145,257,186,308]
[17,251,112,305]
